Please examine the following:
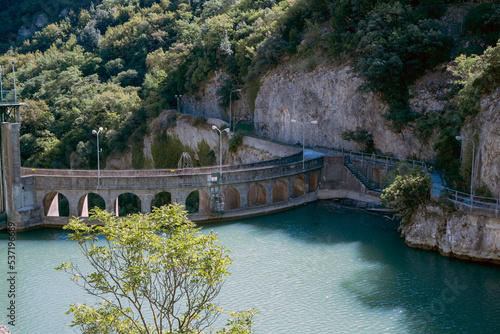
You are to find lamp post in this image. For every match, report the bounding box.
[10,59,16,103]
[212,125,229,181]
[92,127,104,187]
[229,89,241,132]
[175,94,182,113]
[291,119,318,169]
[455,135,475,205]
[0,65,3,101]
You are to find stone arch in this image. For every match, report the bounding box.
[151,191,172,210]
[43,192,69,217]
[116,193,141,217]
[272,181,289,203]
[292,176,306,198]
[248,184,267,207]
[185,190,210,214]
[308,172,318,192]
[223,187,240,210]
[78,193,106,217]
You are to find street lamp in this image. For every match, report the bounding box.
[0,65,3,101]
[10,59,16,103]
[175,94,182,113]
[229,89,241,132]
[212,125,230,181]
[291,119,318,169]
[455,135,475,205]
[92,127,104,187]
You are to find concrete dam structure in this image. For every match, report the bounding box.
[1,121,327,230]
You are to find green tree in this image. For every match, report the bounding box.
[381,164,432,223]
[56,204,257,333]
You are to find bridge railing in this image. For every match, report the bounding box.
[21,152,304,178]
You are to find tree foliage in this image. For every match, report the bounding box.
[0,0,494,173]
[56,204,257,334]
[381,163,432,223]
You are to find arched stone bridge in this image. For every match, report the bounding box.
[21,154,323,226]
[2,122,324,230]
[22,156,323,227]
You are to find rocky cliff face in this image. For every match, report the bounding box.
[105,111,279,169]
[475,89,500,198]
[181,70,252,125]
[401,203,500,264]
[254,63,446,160]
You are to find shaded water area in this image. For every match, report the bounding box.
[1,200,500,333]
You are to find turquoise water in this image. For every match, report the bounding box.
[1,201,500,333]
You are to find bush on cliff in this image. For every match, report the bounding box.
[381,164,432,223]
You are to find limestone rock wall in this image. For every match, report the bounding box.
[105,112,283,169]
[401,204,500,264]
[476,88,500,197]
[181,70,252,124]
[253,63,438,160]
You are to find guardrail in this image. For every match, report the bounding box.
[346,150,428,171]
[341,150,499,216]
[434,185,500,216]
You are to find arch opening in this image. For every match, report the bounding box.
[151,192,172,211]
[248,184,267,207]
[43,192,69,217]
[116,193,141,217]
[308,172,318,192]
[292,176,306,198]
[79,193,106,217]
[223,187,240,210]
[272,181,289,203]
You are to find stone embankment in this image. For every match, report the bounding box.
[402,204,500,264]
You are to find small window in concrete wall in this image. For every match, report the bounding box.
[79,193,106,217]
[248,184,267,207]
[292,176,306,198]
[43,192,69,217]
[151,192,172,210]
[223,187,240,210]
[308,172,318,192]
[272,181,289,203]
[116,193,141,217]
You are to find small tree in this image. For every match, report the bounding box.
[381,164,432,223]
[56,204,256,333]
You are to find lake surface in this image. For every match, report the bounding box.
[1,201,500,333]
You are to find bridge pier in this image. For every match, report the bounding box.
[1,122,42,229]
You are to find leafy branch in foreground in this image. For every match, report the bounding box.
[56,204,257,334]
[381,164,432,223]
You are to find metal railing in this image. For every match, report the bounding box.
[346,150,428,171]
[434,185,500,215]
[340,150,499,215]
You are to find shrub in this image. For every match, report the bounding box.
[193,115,207,126]
[341,128,375,153]
[381,165,432,223]
[228,130,244,153]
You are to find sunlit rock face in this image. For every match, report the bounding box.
[253,63,438,160]
[402,204,500,264]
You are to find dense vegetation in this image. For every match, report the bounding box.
[381,163,432,223]
[0,0,498,173]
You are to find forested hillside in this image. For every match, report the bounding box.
[0,0,498,188]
